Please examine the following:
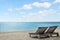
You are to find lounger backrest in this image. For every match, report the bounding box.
[46,26,57,33]
[36,27,48,34]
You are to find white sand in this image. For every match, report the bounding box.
[0,28,60,40]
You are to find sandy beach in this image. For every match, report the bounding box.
[0,28,60,40]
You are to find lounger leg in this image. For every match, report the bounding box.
[38,34,41,39]
[29,34,31,37]
[50,33,59,37]
[57,33,59,37]
[53,33,59,37]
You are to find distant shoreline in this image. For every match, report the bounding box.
[0,27,60,33]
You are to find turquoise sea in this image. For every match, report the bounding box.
[0,22,60,32]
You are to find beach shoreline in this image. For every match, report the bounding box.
[0,28,60,40]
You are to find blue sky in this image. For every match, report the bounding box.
[0,0,60,22]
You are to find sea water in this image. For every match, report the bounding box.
[0,22,60,32]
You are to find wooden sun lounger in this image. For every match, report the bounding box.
[29,26,59,38]
[29,27,48,38]
[45,26,59,37]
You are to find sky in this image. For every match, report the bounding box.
[0,0,60,22]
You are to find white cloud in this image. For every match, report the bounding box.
[43,2,52,8]
[14,4,32,11]
[7,2,52,12]
[38,11,46,17]
[23,4,32,9]
[0,9,57,22]
[32,2,41,7]
[8,8,13,12]
[46,9,56,14]
[38,9,56,16]
[54,0,60,3]
[19,13,43,22]
[38,11,43,14]
[32,2,52,8]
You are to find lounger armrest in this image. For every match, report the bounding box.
[44,32,59,37]
[52,32,59,36]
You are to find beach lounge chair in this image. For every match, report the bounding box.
[29,27,48,38]
[45,26,59,37]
